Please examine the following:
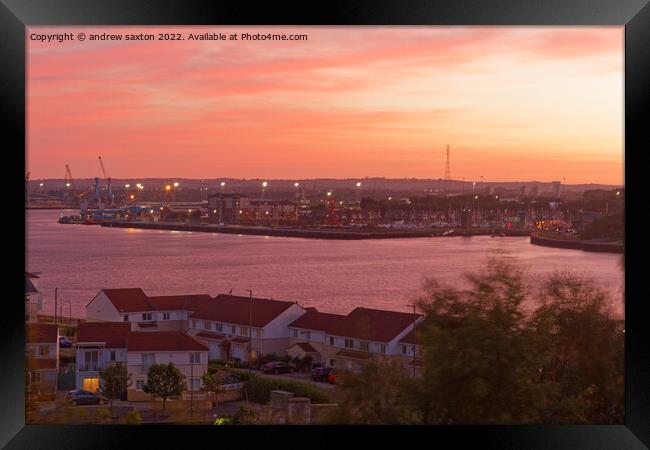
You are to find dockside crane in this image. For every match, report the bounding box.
[98,156,113,207]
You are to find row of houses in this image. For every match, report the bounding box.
[76,288,424,400]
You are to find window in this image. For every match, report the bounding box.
[142,353,155,372]
[380,344,387,354]
[306,331,311,340]
[190,378,201,390]
[163,312,170,321]
[231,326,236,334]
[123,314,129,322]
[255,329,261,338]
[82,377,99,392]
[344,339,354,349]
[240,327,249,336]
[142,313,152,321]
[401,345,408,355]
[110,351,116,361]
[329,359,335,367]
[359,341,369,351]
[136,379,144,390]
[204,321,211,330]
[189,352,201,364]
[293,329,298,338]
[30,371,41,383]
[329,337,334,346]
[38,345,50,356]
[215,323,223,332]
[192,320,197,328]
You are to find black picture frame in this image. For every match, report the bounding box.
[3,0,649,448]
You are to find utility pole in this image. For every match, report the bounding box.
[404,304,417,377]
[54,288,58,324]
[190,355,194,417]
[246,289,253,373]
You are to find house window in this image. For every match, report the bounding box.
[401,345,408,355]
[31,371,41,383]
[142,353,155,373]
[255,329,261,338]
[293,329,298,338]
[136,380,144,390]
[38,345,50,356]
[240,327,249,336]
[189,352,201,364]
[82,377,99,392]
[344,339,354,349]
[204,321,211,330]
[123,314,129,322]
[190,378,201,390]
[142,313,152,321]
[305,331,311,340]
[163,312,170,321]
[329,337,334,346]
[359,341,369,351]
[380,344,387,354]
[231,326,236,334]
[110,351,116,361]
[215,323,223,332]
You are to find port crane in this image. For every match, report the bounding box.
[98,156,113,207]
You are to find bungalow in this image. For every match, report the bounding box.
[186,294,306,362]
[26,323,59,397]
[288,307,423,373]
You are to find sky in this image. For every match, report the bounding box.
[27,26,624,184]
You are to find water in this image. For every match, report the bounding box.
[26,209,624,318]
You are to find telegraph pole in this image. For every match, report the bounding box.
[246,289,253,373]
[404,304,417,377]
[54,288,58,324]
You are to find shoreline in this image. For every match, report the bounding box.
[99,220,531,240]
[530,232,623,254]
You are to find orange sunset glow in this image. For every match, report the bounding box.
[27,26,623,184]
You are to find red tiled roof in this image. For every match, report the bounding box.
[99,288,152,312]
[195,331,226,341]
[26,358,58,370]
[289,342,318,353]
[26,323,58,343]
[336,349,372,360]
[77,322,131,348]
[127,332,208,352]
[289,308,345,332]
[328,307,421,343]
[186,294,296,328]
[26,272,40,279]
[148,294,210,311]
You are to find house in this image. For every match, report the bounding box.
[26,323,59,397]
[25,272,43,323]
[397,327,424,376]
[288,307,423,373]
[186,294,306,362]
[287,342,321,364]
[76,322,209,402]
[126,331,208,401]
[76,322,130,392]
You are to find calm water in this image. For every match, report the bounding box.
[26,209,624,318]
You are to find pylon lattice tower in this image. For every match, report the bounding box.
[444,144,451,192]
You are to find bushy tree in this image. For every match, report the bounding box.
[143,363,186,413]
[99,362,132,413]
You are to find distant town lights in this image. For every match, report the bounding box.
[327,191,332,196]
[294,182,299,187]
[65,183,71,187]
[356,182,362,187]
[165,185,171,191]
[125,184,130,188]
[262,181,268,188]
[220,182,226,187]
[39,183,43,187]
[173,182,180,187]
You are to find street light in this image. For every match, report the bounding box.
[294,182,300,187]
[356,182,362,187]
[173,182,180,188]
[404,304,417,377]
[246,289,253,373]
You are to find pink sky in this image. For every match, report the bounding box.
[27,27,623,184]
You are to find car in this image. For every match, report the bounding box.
[65,390,107,406]
[311,366,332,382]
[260,361,293,374]
[59,336,72,348]
[327,368,338,384]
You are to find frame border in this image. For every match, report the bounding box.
[2,0,648,448]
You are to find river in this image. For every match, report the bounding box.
[26,209,624,318]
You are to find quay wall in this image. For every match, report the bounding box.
[530,233,623,253]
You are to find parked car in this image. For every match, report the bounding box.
[59,336,72,348]
[327,368,338,384]
[260,361,293,374]
[311,366,332,382]
[65,390,107,406]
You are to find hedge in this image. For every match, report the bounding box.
[231,371,330,404]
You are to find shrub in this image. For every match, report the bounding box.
[244,373,330,404]
[124,410,142,425]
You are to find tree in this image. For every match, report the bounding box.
[201,371,226,409]
[143,363,186,414]
[99,362,132,414]
[326,360,421,425]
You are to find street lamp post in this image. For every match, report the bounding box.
[404,304,417,377]
[246,289,253,373]
[54,288,58,324]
